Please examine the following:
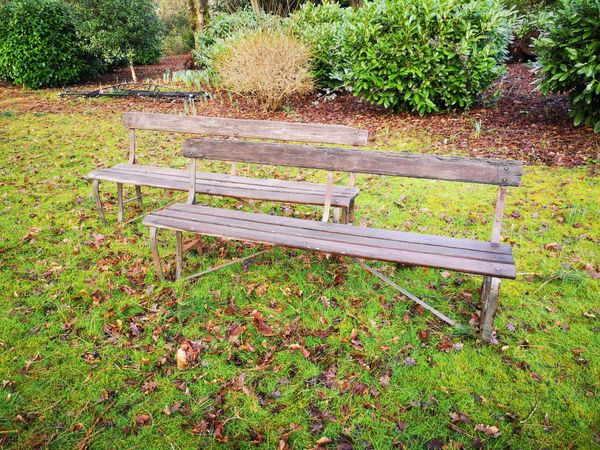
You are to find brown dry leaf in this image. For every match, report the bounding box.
[474,423,500,436]
[176,347,188,369]
[289,343,310,358]
[142,381,158,394]
[135,414,151,426]
[379,374,391,387]
[543,242,562,251]
[251,310,275,336]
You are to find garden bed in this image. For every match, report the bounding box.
[1,60,598,167]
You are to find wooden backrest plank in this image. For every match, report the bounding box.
[182,138,523,186]
[123,112,368,146]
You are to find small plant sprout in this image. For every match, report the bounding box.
[473,119,483,138]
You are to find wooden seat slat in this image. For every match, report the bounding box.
[88,165,358,207]
[109,164,359,195]
[167,203,512,255]
[143,204,516,278]
[154,206,515,264]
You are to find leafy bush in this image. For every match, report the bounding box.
[289,2,351,87]
[214,30,314,110]
[73,0,162,69]
[192,10,282,69]
[535,0,600,132]
[0,0,88,89]
[342,0,515,113]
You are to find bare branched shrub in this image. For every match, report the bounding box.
[214,31,314,111]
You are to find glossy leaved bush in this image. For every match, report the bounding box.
[342,0,515,114]
[0,0,87,89]
[535,0,600,133]
[289,2,351,88]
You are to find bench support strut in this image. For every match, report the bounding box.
[92,179,106,224]
[149,227,164,281]
[351,257,456,326]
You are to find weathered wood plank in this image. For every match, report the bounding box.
[167,203,513,254]
[152,206,515,264]
[183,138,523,186]
[88,165,358,207]
[123,112,369,146]
[142,207,516,278]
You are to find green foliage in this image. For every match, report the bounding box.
[73,0,162,69]
[289,2,351,87]
[514,5,556,38]
[535,0,600,132]
[342,0,515,113]
[192,10,282,70]
[0,0,88,89]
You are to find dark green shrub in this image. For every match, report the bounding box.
[289,2,351,87]
[0,0,87,89]
[73,0,162,69]
[535,0,600,132]
[342,0,515,113]
[192,10,282,69]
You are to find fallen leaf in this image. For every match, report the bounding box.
[142,381,158,394]
[530,371,542,382]
[251,310,275,336]
[176,347,188,369]
[135,414,151,426]
[404,357,417,366]
[474,423,500,436]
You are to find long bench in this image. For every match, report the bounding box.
[142,138,523,342]
[88,112,367,224]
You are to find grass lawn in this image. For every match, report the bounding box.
[0,96,599,449]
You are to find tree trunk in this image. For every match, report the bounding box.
[129,61,138,82]
[198,0,209,28]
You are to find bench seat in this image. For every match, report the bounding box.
[142,203,516,279]
[88,163,359,208]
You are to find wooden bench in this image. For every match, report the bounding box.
[88,112,367,224]
[142,138,523,341]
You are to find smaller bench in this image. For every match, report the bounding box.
[88,112,367,224]
[142,138,523,341]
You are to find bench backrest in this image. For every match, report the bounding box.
[182,137,522,237]
[182,138,523,187]
[123,112,369,146]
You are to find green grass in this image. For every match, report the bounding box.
[0,107,599,449]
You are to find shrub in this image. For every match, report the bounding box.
[289,2,351,87]
[73,0,162,70]
[535,0,600,132]
[342,0,515,114]
[214,30,314,110]
[0,0,87,89]
[192,10,282,69]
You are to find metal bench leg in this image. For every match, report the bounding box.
[332,208,342,223]
[480,277,501,342]
[175,231,183,280]
[135,185,143,208]
[149,227,164,281]
[117,183,124,223]
[346,199,355,224]
[92,179,106,224]
[352,257,456,326]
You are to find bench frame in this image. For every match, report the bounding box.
[145,138,522,342]
[90,112,368,224]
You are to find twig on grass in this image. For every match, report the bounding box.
[75,399,116,450]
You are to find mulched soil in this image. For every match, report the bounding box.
[1,56,598,167]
